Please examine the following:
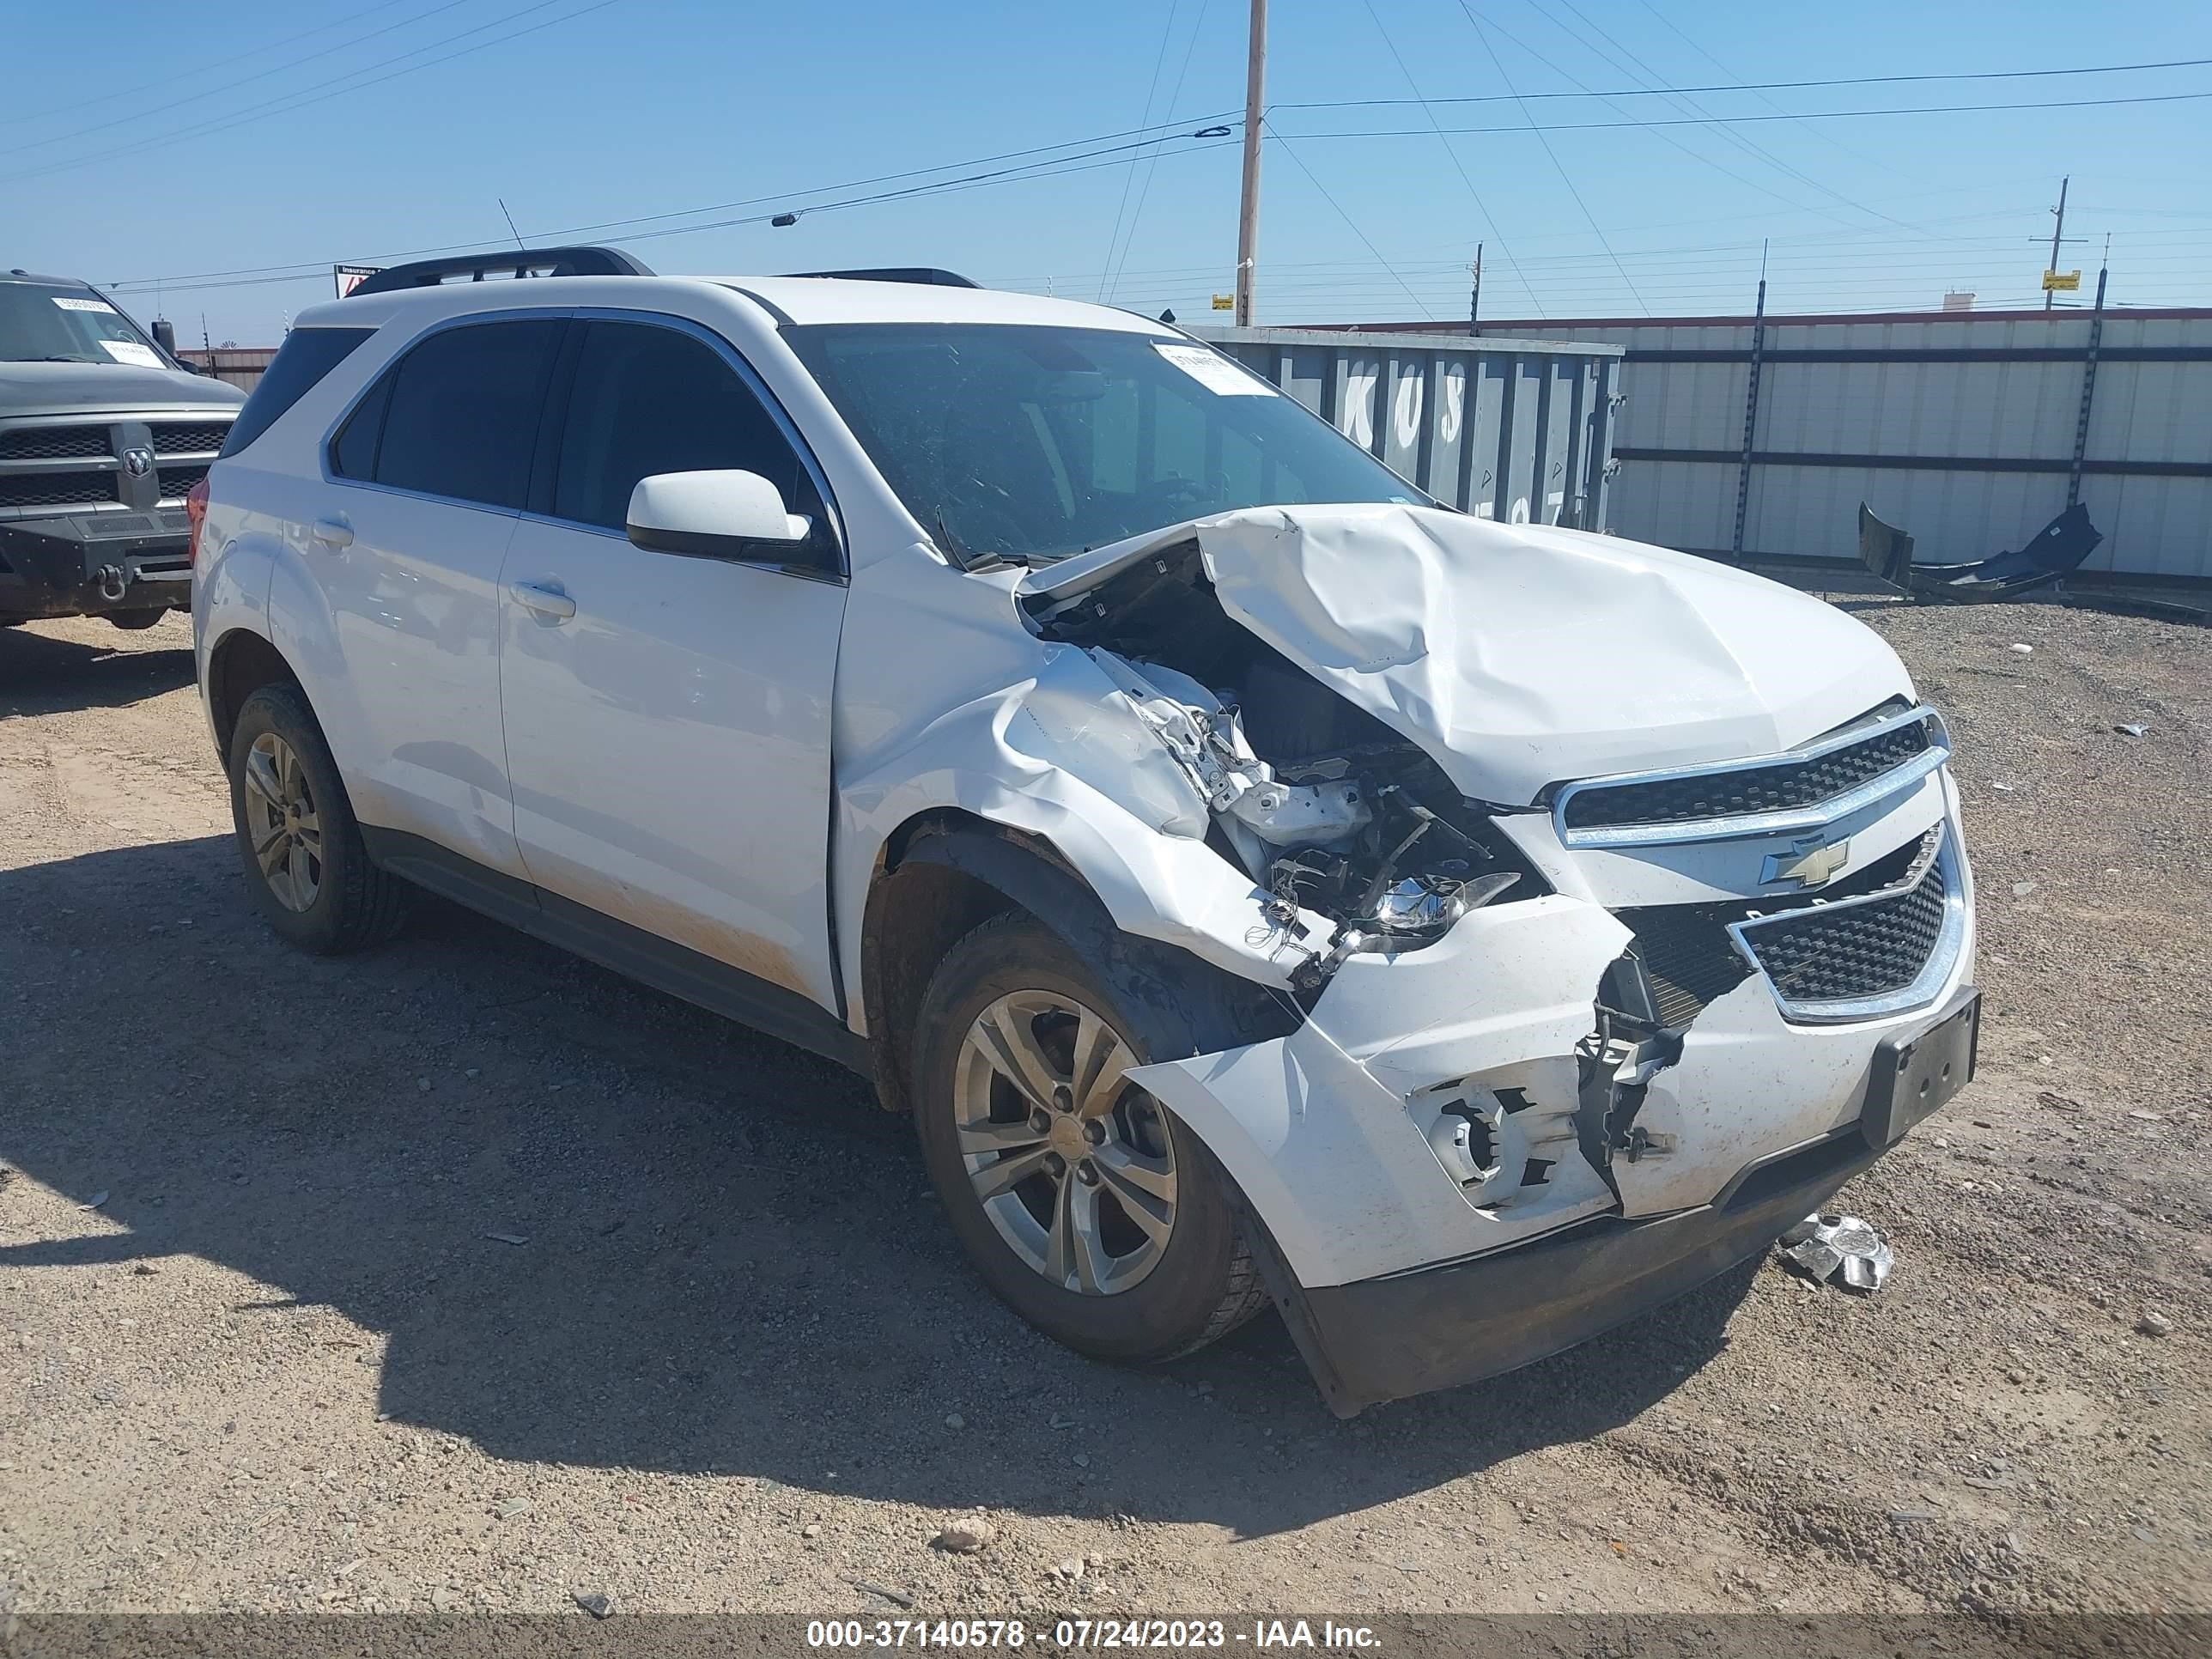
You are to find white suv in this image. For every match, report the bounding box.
[194,247,1977,1413]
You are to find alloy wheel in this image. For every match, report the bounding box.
[952,990,1179,1295]
[241,731,323,913]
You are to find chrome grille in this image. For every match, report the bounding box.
[156,463,210,501]
[0,426,111,461]
[1617,830,1953,1027]
[149,421,231,455]
[0,470,119,508]
[1554,702,1948,848]
[1566,721,1931,830]
[1736,848,1948,1007]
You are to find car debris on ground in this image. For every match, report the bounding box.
[1777,1214,1895,1291]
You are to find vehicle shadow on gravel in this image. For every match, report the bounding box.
[2,835,1752,1539]
[0,624,195,716]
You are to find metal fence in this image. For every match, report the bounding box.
[1346,306,2212,584]
[1199,327,1625,532]
[175,347,276,393]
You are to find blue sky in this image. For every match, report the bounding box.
[7,0,2209,343]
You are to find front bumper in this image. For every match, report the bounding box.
[1127,795,1977,1413]
[1288,1121,1881,1414]
[0,509,193,619]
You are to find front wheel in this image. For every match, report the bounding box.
[913,912,1269,1364]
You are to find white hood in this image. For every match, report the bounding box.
[1038,505,1916,808]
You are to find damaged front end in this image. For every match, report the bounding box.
[1008,507,1976,1413]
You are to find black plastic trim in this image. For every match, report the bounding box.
[347,246,653,296]
[781,267,980,288]
[1288,1127,1886,1415]
[358,827,867,1073]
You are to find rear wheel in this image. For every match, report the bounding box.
[106,611,167,631]
[913,912,1269,1364]
[227,684,405,952]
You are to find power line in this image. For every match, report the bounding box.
[1278,86,2212,139]
[1456,3,1648,315]
[1262,119,1435,320]
[1099,0,1184,302]
[1,0,623,185]
[1521,0,1917,233]
[103,110,1237,292]
[1106,0,1213,304]
[1449,6,1876,235]
[0,0,422,130]
[0,0,481,159]
[1358,0,1537,315]
[1270,54,2212,110]
[109,127,1243,297]
[1628,0,1914,179]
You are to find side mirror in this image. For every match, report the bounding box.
[625,470,812,560]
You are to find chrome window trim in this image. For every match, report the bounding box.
[1552,703,1950,849]
[1727,820,1967,1025]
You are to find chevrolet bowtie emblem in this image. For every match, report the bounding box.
[1763,835,1850,889]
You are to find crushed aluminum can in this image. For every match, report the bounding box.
[1778,1212,1893,1291]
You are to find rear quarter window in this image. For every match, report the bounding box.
[217,327,376,458]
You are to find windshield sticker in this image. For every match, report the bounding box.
[52,295,118,313]
[1153,342,1276,397]
[97,339,164,367]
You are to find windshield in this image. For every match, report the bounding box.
[0,282,168,367]
[784,323,1420,563]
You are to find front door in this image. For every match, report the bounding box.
[496,314,848,1013]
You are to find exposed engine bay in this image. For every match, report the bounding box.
[1026,536,1549,989]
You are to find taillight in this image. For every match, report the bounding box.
[185,474,210,565]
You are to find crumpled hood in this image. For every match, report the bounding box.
[0,360,245,413]
[1169,504,1913,806]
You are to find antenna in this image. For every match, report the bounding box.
[498,198,526,251]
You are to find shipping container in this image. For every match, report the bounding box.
[1197,327,1626,532]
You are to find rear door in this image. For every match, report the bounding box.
[496,313,848,1012]
[309,314,565,877]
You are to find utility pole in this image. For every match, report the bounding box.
[2039,175,2082,311]
[1468,242,1482,337]
[1233,0,1267,328]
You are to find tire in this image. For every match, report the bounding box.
[227,683,406,953]
[106,611,167,631]
[913,911,1270,1364]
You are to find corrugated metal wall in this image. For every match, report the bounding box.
[1331,309,2212,582]
[1200,328,1625,530]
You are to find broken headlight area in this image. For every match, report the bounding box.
[1033,537,1548,982]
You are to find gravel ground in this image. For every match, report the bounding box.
[1,594,2207,1626]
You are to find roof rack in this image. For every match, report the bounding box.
[346,246,653,297]
[781,267,981,289]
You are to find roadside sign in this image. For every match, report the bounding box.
[1212,293,1235,311]
[2042,269,2081,293]
[333,264,381,298]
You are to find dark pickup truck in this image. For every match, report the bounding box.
[2,268,244,630]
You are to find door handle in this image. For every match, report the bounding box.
[508,580,577,620]
[309,518,353,549]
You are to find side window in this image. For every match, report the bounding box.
[359,319,563,509]
[329,373,390,480]
[552,320,822,542]
[220,326,374,458]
